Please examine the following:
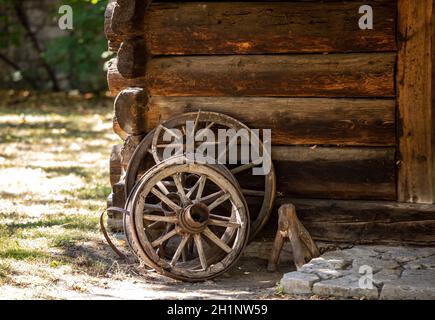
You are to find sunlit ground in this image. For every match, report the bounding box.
[0,91,128,298]
[0,91,311,300]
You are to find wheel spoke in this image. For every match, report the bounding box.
[208,193,231,211]
[170,234,190,266]
[208,219,241,228]
[143,203,163,212]
[195,121,215,140]
[209,213,231,221]
[186,175,204,198]
[143,214,177,223]
[231,161,261,175]
[203,227,232,253]
[193,111,201,134]
[193,233,207,270]
[195,176,207,201]
[152,228,179,247]
[160,124,181,139]
[197,190,224,204]
[156,143,184,148]
[173,174,187,199]
[146,221,163,229]
[156,181,170,195]
[217,135,238,162]
[151,187,182,211]
[241,189,266,197]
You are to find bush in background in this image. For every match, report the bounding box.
[0,0,111,93]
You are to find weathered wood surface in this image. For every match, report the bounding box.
[139,53,396,97]
[114,87,149,135]
[112,180,126,209]
[110,144,123,186]
[141,96,396,146]
[268,203,319,271]
[105,0,122,52]
[113,115,129,141]
[117,39,149,78]
[284,198,435,245]
[397,0,435,203]
[107,58,146,97]
[137,1,396,55]
[270,146,396,200]
[108,54,396,97]
[110,0,152,36]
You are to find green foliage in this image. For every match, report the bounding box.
[0,0,110,92]
[44,0,110,92]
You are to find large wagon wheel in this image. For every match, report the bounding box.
[124,155,249,281]
[149,112,275,239]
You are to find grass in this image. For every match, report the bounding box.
[0,90,120,291]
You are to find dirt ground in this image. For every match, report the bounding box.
[0,91,318,300]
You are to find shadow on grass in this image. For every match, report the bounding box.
[5,215,99,234]
[0,248,49,260]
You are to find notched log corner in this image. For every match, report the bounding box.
[114,87,150,135]
[117,39,150,78]
[105,0,122,52]
[268,203,320,271]
[111,0,152,36]
[120,134,145,169]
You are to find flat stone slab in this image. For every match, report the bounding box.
[280,245,435,300]
[313,274,379,300]
[380,270,435,300]
[280,272,319,295]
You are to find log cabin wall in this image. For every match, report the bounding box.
[105,0,435,244]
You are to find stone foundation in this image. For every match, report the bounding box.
[280,245,435,300]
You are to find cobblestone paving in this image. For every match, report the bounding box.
[280,246,435,300]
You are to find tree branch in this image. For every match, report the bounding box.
[13,1,60,91]
[0,52,38,88]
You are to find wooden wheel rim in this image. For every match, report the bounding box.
[150,111,276,240]
[125,155,250,281]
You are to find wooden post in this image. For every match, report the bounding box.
[398,0,435,203]
[268,204,319,272]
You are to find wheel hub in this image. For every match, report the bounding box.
[178,203,210,233]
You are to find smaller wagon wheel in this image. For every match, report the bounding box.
[124,155,250,281]
[149,112,276,240]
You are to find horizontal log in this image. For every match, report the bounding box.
[143,97,396,146]
[283,199,435,245]
[270,147,396,200]
[136,1,396,55]
[109,53,396,97]
[144,53,396,97]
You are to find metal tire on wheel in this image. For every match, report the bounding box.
[124,155,250,281]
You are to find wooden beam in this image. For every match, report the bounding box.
[139,1,396,55]
[397,0,435,203]
[276,198,435,246]
[144,53,396,97]
[109,53,395,97]
[270,146,396,200]
[145,96,396,146]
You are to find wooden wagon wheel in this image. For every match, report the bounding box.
[149,112,275,240]
[124,155,249,281]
